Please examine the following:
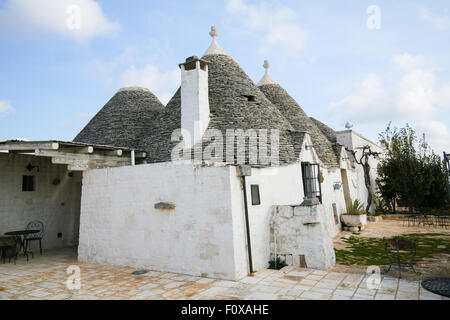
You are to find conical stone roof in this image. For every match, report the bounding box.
[310,117,337,144]
[74,87,164,150]
[140,53,298,165]
[258,82,340,168]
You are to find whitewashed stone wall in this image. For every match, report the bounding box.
[78,163,246,281]
[0,153,82,250]
[270,202,336,270]
[336,130,383,212]
[227,135,348,273]
[234,164,304,272]
[320,167,348,236]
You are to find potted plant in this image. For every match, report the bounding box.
[340,200,368,231]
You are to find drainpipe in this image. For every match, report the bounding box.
[238,165,254,274]
[444,152,450,203]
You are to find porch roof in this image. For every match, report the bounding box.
[0,140,147,171]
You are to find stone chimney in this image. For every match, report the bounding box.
[179,56,211,148]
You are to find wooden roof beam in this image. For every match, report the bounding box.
[58,146,94,154]
[0,142,59,151]
[35,149,128,163]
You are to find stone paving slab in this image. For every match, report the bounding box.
[0,248,448,300]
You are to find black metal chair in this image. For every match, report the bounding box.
[437,216,449,229]
[383,237,420,279]
[0,236,21,264]
[422,215,435,228]
[405,214,419,227]
[24,220,44,255]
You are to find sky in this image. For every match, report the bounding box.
[0,0,449,154]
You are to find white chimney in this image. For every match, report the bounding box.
[179,56,211,147]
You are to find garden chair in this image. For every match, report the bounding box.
[24,220,44,255]
[383,237,420,279]
[0,236,21,264]
[437,216,449,229]
[422,216,435,228]
[405,214,419,227]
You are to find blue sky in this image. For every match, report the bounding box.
[0,0,449,153]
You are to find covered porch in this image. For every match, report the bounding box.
[0,140,146,262]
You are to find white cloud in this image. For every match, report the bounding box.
[120,64,180,105]
[0,101,14,118]
[225,0,307,56]
[0,0,120,41]
[436,83,450,109]
[417,121,450,154]
[86,47,179,104]
[87,46,137,88]
[330,73,392,122]
[394,68,436,118]
[330,53,450,123]
[421,8,450,30]
[391,53,427,71]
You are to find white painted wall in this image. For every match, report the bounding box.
[270,204,336,270]
[78,163,245,281]
[230,164,304,272]
[336,130,383,212]
[321,167,348,236]
[0,153,82,250]
[230,134,350,272]
[77,130,382,279]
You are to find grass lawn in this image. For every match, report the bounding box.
[335,233,450,266]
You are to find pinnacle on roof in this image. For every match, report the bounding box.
[257,60,278,86]
[258,74,340,168]
[204,26,229,56]
[140,53,297,165]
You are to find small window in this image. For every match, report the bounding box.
[250,185,261,206]
[244,95,256,102]
[22,176,35,192]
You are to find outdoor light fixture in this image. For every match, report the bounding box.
[333,182,342,190]
[25,163,39,172]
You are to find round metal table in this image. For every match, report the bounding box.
[421,278,450,298]
[4,230,40,259]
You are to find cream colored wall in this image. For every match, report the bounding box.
[0,153,82,250]
[78,163,243,281]
[336,130,383,212]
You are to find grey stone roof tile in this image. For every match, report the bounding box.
[74,87,164,150]
[258,83,339,168]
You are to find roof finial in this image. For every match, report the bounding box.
[210,26,218,39]
[204,26,228,56]
[257,59,278,86]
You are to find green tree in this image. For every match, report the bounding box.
[377,123,448,212]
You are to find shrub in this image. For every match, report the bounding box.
[377,123,449,212]
[268,257,288,270]
[346,199,366,215]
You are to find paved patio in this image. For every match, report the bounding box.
[0,247,447,300]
